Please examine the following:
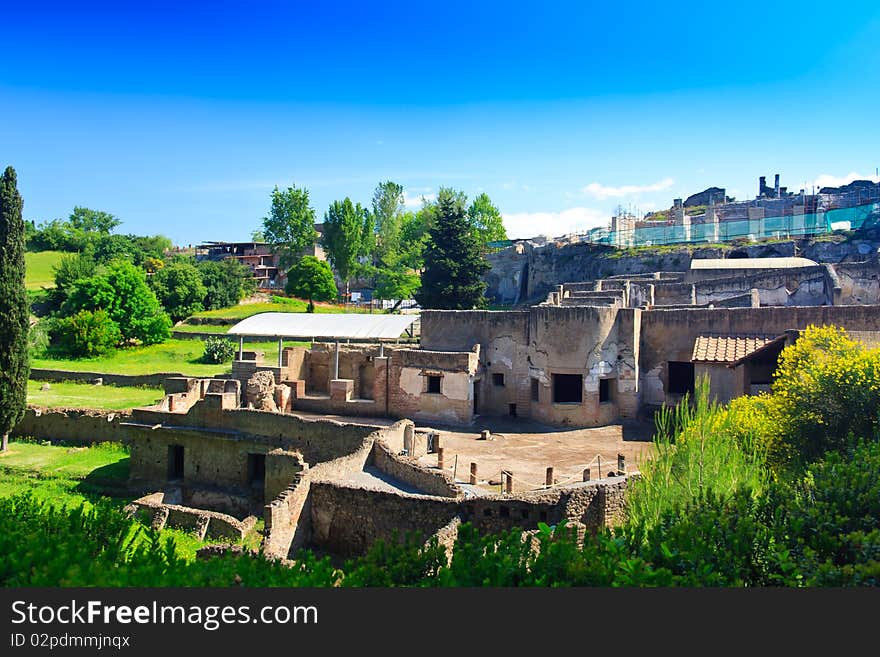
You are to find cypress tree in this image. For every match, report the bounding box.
[415,187,490,309]
[0,166,29,451]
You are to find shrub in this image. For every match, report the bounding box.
[149,261,206,322]
[202,336,236,363]
[50,309,122,357]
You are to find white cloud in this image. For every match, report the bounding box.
[812,171,880,189]
[580,177,675,200]
[403,190,435,208]
[502,207,608,240]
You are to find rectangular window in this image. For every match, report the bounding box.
[599,378,615,403]
[492,373,505,387]
[530,378,540,402]
[668,361,695,395]
[168,445,184,481]
[427,375,442,394]
[552,373,583,403]
[247,453,266,489]
[508,403,517,417]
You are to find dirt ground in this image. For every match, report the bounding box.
[413,418,655,495]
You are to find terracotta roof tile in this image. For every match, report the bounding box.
[692,334,780,364]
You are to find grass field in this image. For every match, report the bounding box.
[0,440,262,558]
[24,250,65,290]
[32,338,287,376]
[27,380,164,410]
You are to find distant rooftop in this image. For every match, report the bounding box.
[690,257,818,270]
[692,334,781,364]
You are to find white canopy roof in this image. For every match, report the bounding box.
[690,257,818,270]
[227,312,419,341]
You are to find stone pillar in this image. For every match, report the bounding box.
[373,356,389,415]
[545,467,554,487]
[617,453,626,474]
[334,341,340,380]
[583,468,591,482]
[437,447,445,469]
[504,471,513,494]
[403,424,415,455]
[469,462,478,485]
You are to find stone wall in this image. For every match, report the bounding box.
[12,407,129,444]
[127,492,257,541]
[29,369,183,388]
[370,440,460,498]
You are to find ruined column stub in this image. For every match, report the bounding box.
[545,466,554,487]
[479,429,491,441]
[469,462,477,485]
[583,468,591,482]
[504,471,513,494]
[617,453,626,474]
[437,447,445,469]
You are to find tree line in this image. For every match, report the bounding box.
[260,181,507,311]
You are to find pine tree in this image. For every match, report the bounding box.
[0,166,29,451]
[415,188,490,310]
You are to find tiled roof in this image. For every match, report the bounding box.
[692,334,780,364]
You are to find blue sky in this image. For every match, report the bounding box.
[2,0,879,244]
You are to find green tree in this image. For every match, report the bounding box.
[0,166,29,451]
[467,193,507,251]
[322,198,371,297]
[371,181,404,263]
[53,252,96,294]
[51,309,122,358]
[64,259,172,345]
[415,188,490,310]
[262,184,318,268]
[69,206,121,234]
[149,261,207,322]
[198,259,256,310]
[285,256,338,313]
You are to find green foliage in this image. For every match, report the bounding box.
[626,377,769,531]
[371,181,405,264]
[322,197,371,292]
[53,251,97,293]
[202,336,236,363]
[0,166,30,445]
[262,184,318,268]
[415,187,490,309]
[50,309,122,358]
[69,206,121,234]
[63,259,172,345]
[770,325,880,465]
[28,318,51,358]
[285,256,338,312]
[467,192,507,252]
[197,258,256,310]
[149,261,207,322]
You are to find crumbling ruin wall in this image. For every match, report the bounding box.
[370,440,459,498]
[307,474,633,557]
[12,407,130,444]
[28,369,180,387]
[639,305,880,406]
[835,261,880,305]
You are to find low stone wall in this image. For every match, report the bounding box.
[30,368,190,388]
[12,407,130,444]
[126,493,257,541]
[370,440,459,498]
[307,473,633,557]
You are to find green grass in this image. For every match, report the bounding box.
[173,323,234,333]
[24,250,65,290]
[0,440,260,560]
[32,339,290,376]
[27,380,164,410]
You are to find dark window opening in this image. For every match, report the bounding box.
[599,378,615,403]
[247,453,266,489]
[531,378,540,402]
[668,361,695,395]
[499,505,510,518]
[492,373,505,387]
[427,375,441,394]
[539,510,548,522]
[168,445,184,481]
[552,373,583,403]
[483,508,493,517]
[508,403,517,417]
[520,509,529,520]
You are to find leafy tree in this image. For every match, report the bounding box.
[51,309,122,357]
[285,256,337,312]
[53,252,96,294]
[0,166,29,452]
[262,184,318,268]
[322,198,371,297]
[149,261,207,322]
[371,181,404,263]
[198,258,256,310]
[415,188,490,309]
[467,193,507,251]
[92,233,171,267]
[69,206,120,234]
[64,259,172,345]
